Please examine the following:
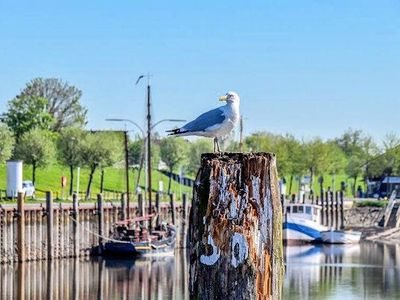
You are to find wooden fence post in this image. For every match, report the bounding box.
[169,193,176,225]
[97,194,104,255]
[17,192,25,262]
[189,153,284,300]
[46,191,54,260]
[72,193,79,257]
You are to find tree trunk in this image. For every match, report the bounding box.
[288,174,293,195]
[69,165,74,196]
[32,162,36,186]
[86,165,97,200]
[352,175,358,197]
[100,169,104,194]
[167,167,173,195]
[189,153,284,300]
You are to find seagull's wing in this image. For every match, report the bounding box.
[167,107,225,135]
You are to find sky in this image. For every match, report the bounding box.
[0,0,399,142]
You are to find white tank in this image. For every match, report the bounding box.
[6,160,23,198]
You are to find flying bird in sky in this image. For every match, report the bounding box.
[167,91,240,152]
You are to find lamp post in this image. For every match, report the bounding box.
[106,118,185,218]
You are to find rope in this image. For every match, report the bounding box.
[68,215,132,244]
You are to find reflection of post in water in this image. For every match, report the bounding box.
[73,258,79,300]
[47,261,53,300]
[17,263,25,300]
[97,258,104,300]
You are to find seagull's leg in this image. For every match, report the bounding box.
[215,137,221,153]
[213,137,217,152]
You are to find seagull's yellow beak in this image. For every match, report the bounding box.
[219,95,228,102]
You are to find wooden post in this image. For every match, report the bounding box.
[180,193,189,248]
[155,192,161,227]
[46,191,54,260]
[120,193,127,220]
[189,153,283,299]
[340,190,345,229]
[169,193,176,225]
[330,192,334,229]
[97,194,104,255]
[17,192,25,262]
[325,191,329,227]
[72,193,79,257]
[138,193,144,217]
[335,191,339,230]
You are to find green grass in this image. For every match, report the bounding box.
[284,173,358,197]
[354,200,388,208]
[0,163,193,201]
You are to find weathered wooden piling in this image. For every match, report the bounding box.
[179,193,189,249]
[155,192,161,227]
[138,193,144,217]
[17,192,25,262]
[46,192,54,260]
[72,193,79,257]
[169,193,176,225]
[120,193,127,221]
[340,191,344,229]
[189,153,284,300]
[97,194,104,255]
[335,191,339,230]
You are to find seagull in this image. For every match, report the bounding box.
[167,91,240,152]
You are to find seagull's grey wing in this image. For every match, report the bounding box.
[182,107,225,132]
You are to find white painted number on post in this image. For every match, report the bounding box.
[231,232,249,268]
[200,234,220,266]
[199,233,249,268]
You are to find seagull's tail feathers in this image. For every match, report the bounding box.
[166,128,189,136]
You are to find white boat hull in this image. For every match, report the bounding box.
[321,230,362,244]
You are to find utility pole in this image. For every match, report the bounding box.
[123,130,130,218]
[146,78,153,216]
[239,115,243,152]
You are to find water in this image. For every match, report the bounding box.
[1,243,400,299]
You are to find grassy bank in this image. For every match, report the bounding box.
[0,163,193,201]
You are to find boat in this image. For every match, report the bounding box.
[283,203,328,244]
[320,230,362,244]
[102,214,176,257]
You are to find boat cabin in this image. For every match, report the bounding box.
[284,203,322,224]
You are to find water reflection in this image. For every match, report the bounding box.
[1,243,400,299]
[284,243,400,299]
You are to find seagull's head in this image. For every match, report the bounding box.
[219,91,240,104]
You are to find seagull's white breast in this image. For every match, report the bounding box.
[205,102,239,137]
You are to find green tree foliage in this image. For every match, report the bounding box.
[14,129,55,185]
[160,137,188,194]
[18,78,87,131]
[2,95,54,141]
[186,139,213,175]
[335,129,377,196]
[0,123,15,162]
[81,132,121,199]
[57,127,87,195]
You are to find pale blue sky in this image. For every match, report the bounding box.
[0,1,399,141]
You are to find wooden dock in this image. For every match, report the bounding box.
[0,192,189,263]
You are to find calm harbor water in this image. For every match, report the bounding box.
[1,243,400,299]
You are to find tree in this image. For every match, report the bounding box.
[57,127,87,195]
[18,78,87,131]
[13,129,55,185]
[81,132,121,199]
[335,129,377,196]
[2,95,54,141]
[185,139,213,175]
[0,123,15,162]
[160,137,188,194]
